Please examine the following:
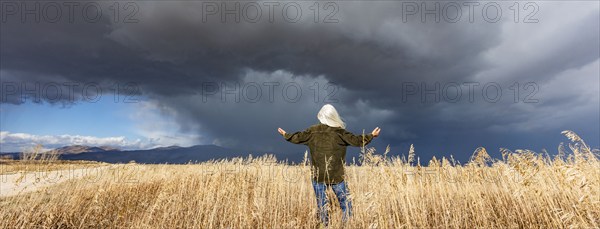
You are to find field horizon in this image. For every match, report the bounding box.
[0,130,598,228]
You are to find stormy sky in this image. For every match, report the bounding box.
[1,1,599,163]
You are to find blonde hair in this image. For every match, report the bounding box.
[317,104,346,129]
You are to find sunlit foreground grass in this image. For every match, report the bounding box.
[0,160,105,175]
[0,131,598,228]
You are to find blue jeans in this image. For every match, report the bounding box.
[311,180,353,226]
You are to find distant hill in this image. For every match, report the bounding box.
[48,145,121,155]
[150,145,183,151]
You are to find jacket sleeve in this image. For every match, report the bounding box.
[283,128,312,145]
[339,129,374,147]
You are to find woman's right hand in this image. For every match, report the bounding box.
[277,128,287,136]
[372,127,381,137]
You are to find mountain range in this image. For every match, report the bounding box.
[0,144,288,164]
[49,145,121,154]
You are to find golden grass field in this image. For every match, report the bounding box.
[0,130,598,228]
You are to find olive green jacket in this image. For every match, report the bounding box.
[283,123,374,184]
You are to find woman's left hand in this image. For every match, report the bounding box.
[372,127,381,137]
[277,128,287,136]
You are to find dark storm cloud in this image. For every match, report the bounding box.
[1,1,598,162]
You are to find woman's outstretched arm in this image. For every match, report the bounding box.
[340,127,381,147]
[278,127,312,145]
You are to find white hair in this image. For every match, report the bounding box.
[317,104,346,129]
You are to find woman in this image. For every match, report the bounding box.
[277,104,381,226]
